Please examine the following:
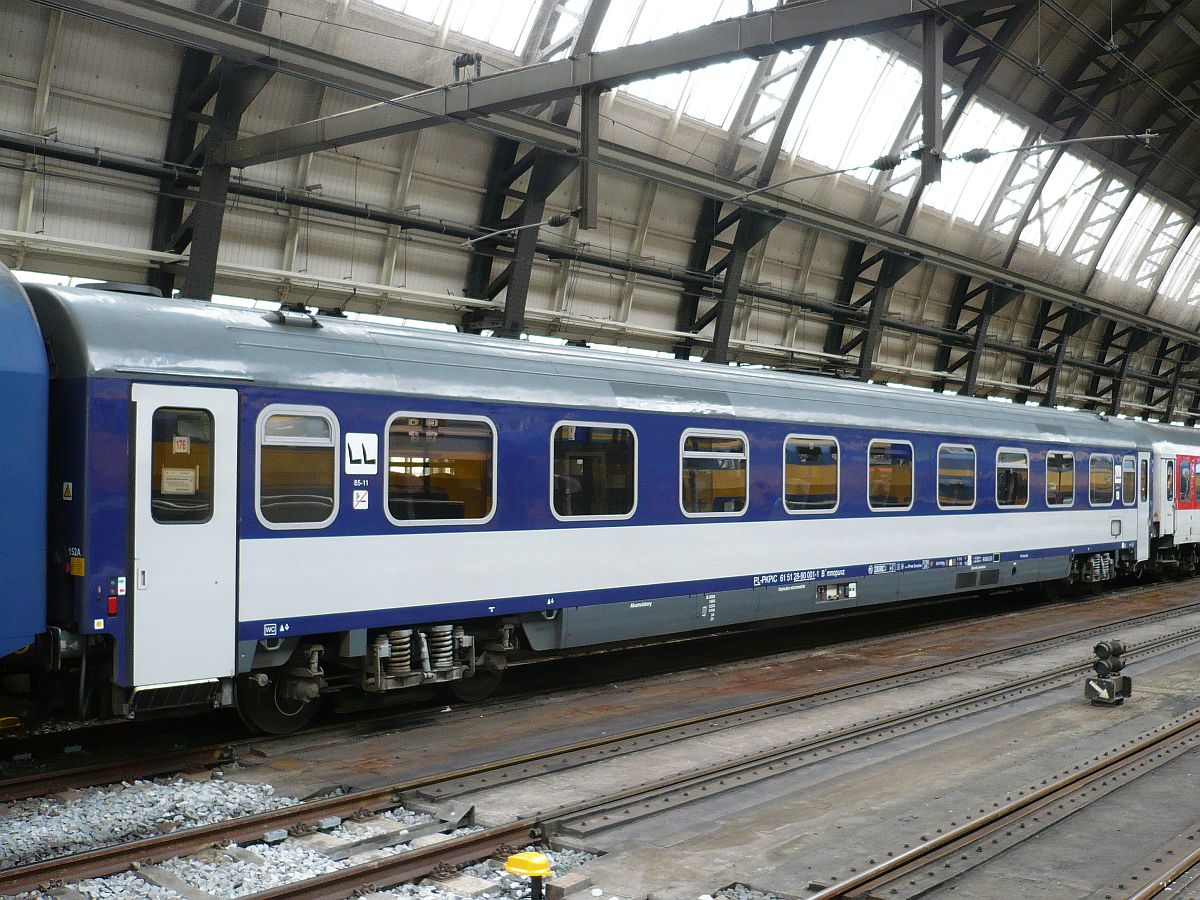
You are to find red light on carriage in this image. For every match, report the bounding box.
[107,595,118,616]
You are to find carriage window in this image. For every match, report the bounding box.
[784,437,839,512]
[1090,454,1115,505]
[1122,456,1136,506]
[388,416,494,522]
[553,424,635,518]
[868,440,913,511]
[1046,451,1075,507]
[1140,459,1149,502]
[996,449,1029,508]
[1182,460,1194,503]
[150,408,214,525]
[681,433,747,516]
[258,411,337,526]
[937,445,975,509]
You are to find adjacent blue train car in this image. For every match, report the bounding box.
[2,266,1199,732]
[0,269,47,661]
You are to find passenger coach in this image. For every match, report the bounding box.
[1,278,1192,732]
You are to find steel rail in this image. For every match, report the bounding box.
[1127,845,1200,900]
[3,596,1198,895]
[808,711,1200,899]
[0,745,233,803]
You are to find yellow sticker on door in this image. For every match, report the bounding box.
[70,557,85,577]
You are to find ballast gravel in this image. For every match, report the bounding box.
[372,845,598,900]
[0,775,296,870]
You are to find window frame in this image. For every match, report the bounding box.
[678,428,749,519]
[935,442,976,511]
[782,434,841,516]
[383,411,498,528]
[1045,450,1076,508]
[1089,453,1116,507]
[994,447,1030,510]
[1121,455,1137,507]
[867,438,915,513]
[255,403,340,531]
[549,419,638,523]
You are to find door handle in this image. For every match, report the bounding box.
[137,568,148,590]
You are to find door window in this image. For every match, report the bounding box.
[150,407,214,524]
[1140,459,1149,502]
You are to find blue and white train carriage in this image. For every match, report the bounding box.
[0,267,1196,732]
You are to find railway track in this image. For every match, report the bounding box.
[3,590,1196,808]
[804,710,1200,899]
[6,596,1200,898]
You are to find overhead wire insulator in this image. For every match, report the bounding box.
[871,154,904,172]
[960,147,993,164]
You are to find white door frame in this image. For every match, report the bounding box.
[1137,451,1151,562]
[1161,456,1176,538]
[131,383,238,687]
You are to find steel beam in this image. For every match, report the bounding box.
[213,0,1008,167]
[920,14,944,185]
[704,211,780,364]
[181,50,274,298]
[461,0,608,336]
[825,3,1033,383]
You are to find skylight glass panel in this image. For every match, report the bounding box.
[446,0,540,52]
[543,0,592,57]
[1158,225,1200,304]
[622,70,690,109]
[371,0,447,23]
[1095,192,1166,281]
[1066,176,1129,268]
[682,58,761,129]
[595,0,772,52]
[1136,210,1188,290]
[785,39,920,173]
[1015,152,1099,252]
[921,101,1027,224]
[603,0,774,113]
[746,50,809,142]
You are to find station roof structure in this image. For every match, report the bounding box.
[4,0,1200,420]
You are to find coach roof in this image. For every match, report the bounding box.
[25,283,1146,447]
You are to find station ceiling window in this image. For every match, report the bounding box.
[921,102,1027,225]
[1159,227,1200,305]
[784,39,921,175]
[372,0,542,53]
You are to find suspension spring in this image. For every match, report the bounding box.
[427,624,454,670]
[385,629,412,676]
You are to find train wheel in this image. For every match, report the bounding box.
[444,668,504,703]
[235,674,319,735]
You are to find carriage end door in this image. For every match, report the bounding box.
[1137,451,1151,562]
[131,384,238,687]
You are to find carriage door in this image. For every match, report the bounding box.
[131,384,238,686]
[1161,456,1176,538]
[1137,452,1151,562]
